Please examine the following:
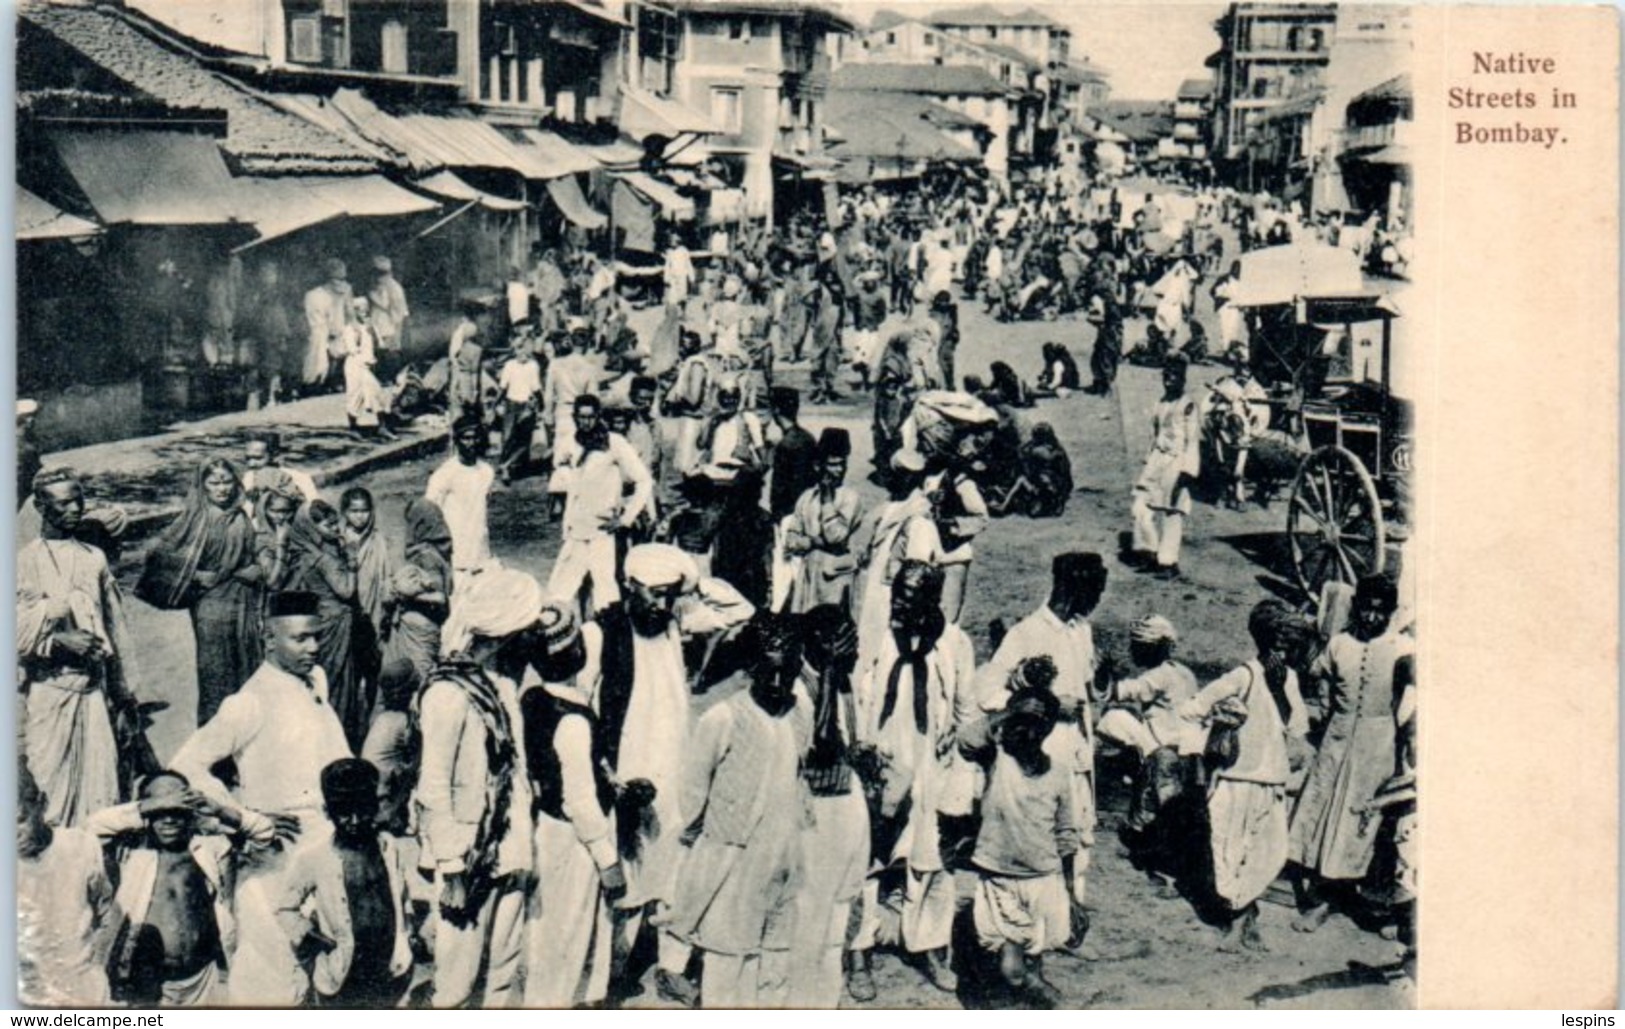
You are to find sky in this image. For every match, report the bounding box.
[838,1,1227,100]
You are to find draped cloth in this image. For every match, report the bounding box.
[17,538,126,826]
[284,506,371,749]
[153,462,263,724]
[386,500,453,681]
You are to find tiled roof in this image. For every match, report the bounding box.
[973,39,1041,71]
[1177,77,1215,100]
[1046,62,1106,86]
[1352,74,1411,106]
[825,90,981,163]
[21,2,379,175]
[1090,99,1175,143]
[833,62,1011,97]
[664,0,856,32]
[927,4,1061,28]
[868,9,911,31]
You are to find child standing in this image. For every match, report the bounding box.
[496,330,544,485]
[961,686,1079,1007]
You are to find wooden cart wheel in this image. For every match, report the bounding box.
[1287,444,1386,598]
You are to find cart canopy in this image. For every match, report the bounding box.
[1229,242,1366,309]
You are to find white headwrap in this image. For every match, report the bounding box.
[441,568,545,657]
[1130,614,1178,646]
[623,543,699,592]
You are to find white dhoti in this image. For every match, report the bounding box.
[1208,779,1289,910]
[160,961,225,1007]
[1132,452,1191,567]
[431,871,528,1009]
[525,815,614,1009]
[344,356,386,427]
[24,674,119,829]
[973,872,1070,956]
[788,789,869,1008]
[548,533,621,615]
[229,844,313,1007]
[672,417,706,478]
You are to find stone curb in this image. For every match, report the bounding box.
[115,431,445,554]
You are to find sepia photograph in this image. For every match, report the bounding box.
[13,0,1426,1010]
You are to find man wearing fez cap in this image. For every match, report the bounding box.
[783,427,863,614]
[272,758,413,1008]
[171,590,352,1004]
[975,551,1108,927]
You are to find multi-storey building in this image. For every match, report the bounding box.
[624,0,852,224]
[925,4,1069,68]
[1167,76,1213,164]
[1206,2,1337,178]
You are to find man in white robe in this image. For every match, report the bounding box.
[975,552,1108,916]
[851,561,976,994]
[17,469,132,828]
[590,544,754,1006]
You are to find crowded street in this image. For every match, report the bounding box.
[18,0,1417,1010]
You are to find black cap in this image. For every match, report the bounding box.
[267,590,320,619]
[817,427,851,459]
[1053,552,1106,587]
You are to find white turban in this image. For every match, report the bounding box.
[441,568,545,657]
[1130,614,1178,646]
[623,544,699,592]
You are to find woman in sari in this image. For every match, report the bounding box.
[284,500,371,749]
[384,498,453,682]
[250,474,304,594]
[149,458,265,725]
[341,488,391,727]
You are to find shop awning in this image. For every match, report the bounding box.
[290,175,441,218]
[415,170,527,211]
[546,176,607,229]
[1346,144,1411,167]
[556,0,630,28]
[620,89,718,141]
[52,131,239,225]
[584,140,646,168]
[17,187,102,241]
[615,171,694,219]
[329,89,537,177]
[230,176,348,252]
[511,129,601,180]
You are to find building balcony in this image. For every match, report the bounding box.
[1341,121,1411,152]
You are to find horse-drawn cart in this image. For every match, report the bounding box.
[1229,242,1413,598]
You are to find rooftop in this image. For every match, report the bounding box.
[1177,77,1215,100]
[664,0,856,32]
[926,4,1062,28]
[832,62,1012,97]
[1351,74,1411,107]
[20,1,379,176]
[1089,99,1175,143]
[825,90,981,163]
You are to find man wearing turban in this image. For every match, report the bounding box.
[592,544,755,1006]
[417,569,541,1007]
